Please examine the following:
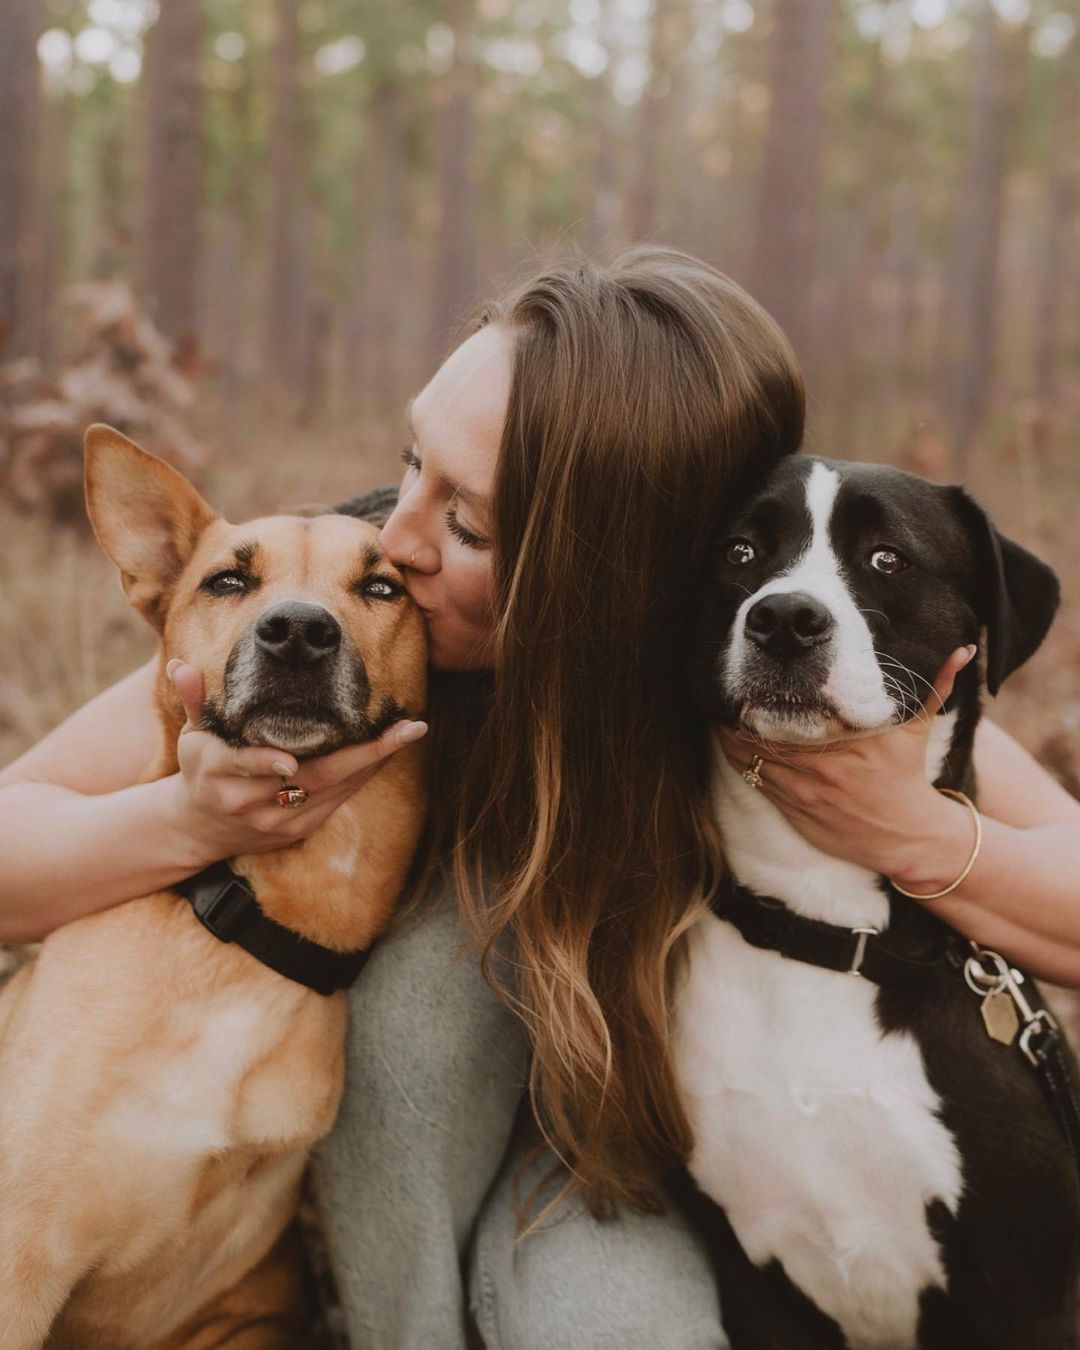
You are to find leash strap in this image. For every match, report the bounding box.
[715,881,950,989]
[1022,1013,1080,1166]
[172,861,371,997]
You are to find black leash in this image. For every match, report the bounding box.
[172,861,371,997]
[713,880,1080,1171]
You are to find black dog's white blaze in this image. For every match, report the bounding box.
[674,461,964,1347]
[723,461,897,742]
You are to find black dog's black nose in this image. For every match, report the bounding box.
[745,591,834,661]
[255,601,341,666]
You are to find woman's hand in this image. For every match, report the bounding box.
[718,646,977,885]
[168,660,428,863]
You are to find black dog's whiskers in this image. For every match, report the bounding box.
[875,649,939,728]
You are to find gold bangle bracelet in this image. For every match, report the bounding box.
[890,788,983,901]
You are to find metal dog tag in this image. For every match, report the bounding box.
[981,990,1020,1046]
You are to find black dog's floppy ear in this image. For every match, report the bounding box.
[953,489,1060,696]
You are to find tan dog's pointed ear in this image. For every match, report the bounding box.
[85,424,217,630]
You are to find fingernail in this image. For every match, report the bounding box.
[397,720,428,745]
[964,644,978,662]
[272,760,295,776]
[166,658,182,678]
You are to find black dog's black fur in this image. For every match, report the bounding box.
[680,457,1078,1350]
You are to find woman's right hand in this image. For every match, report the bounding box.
[168,660,428,862]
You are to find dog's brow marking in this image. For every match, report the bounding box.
[362,544,382,572]
[233,540,262,572]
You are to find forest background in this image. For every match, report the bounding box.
[1,0,1078,794]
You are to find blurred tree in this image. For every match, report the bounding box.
[141,0,204,350]
[1033,17,1079,405]
[939,2,1027,472]
[430,0,480,359]
[0,0,43,357]
[262,0,305,402]
[751,0,838,369]
[631,0,693,242]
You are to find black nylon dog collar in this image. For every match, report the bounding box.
[172,861,371,997]
[713,880,951,988]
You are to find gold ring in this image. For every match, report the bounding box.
[742,755,765,790]
[410,550,417,566]
[276,779,308,809]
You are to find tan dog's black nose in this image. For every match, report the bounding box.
[255,600,342,666]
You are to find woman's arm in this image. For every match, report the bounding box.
[900,719,1080,984]
[0,660,425,944]
[719,650,1080,985]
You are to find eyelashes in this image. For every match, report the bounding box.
[400,444,490,550]
[444,510,487,549]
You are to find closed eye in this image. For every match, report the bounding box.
[400,445,420,473]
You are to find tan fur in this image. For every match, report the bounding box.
[0,426,427,1348]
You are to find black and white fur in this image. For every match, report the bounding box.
[673,457,1077,1350]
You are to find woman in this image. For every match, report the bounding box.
[2,249,1078,1350]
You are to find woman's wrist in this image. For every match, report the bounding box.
[886,795,980,896]
[156,773,232,872]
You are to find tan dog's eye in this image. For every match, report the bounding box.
[359,576,403,601]
[201,570,252,596]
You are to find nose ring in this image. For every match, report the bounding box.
[410,550,417,566]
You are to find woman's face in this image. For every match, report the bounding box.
[380,323,512,671]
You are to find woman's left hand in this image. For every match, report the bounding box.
[718,645,977,881]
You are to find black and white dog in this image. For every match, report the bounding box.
[673,456,1079,1350]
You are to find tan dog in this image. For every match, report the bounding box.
[0,426,427,1348]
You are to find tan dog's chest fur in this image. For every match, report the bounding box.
[0,427,427,1348]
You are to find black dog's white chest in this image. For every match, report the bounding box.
[673,753,963,1348]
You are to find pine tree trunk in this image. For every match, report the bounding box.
[430,0,479,362]
[631,0,692,241]
[141,0,203,349]
[367,78,410,438]
[939,3,1025,474]
[0,0,42,358]
[262,0,305,401]
[1033,30,1079,404]
[750,0,837,368]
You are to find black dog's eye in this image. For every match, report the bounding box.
[870,548,907,574]
[359,575,402,600]
[201,570,250,596]
[724,538,756,566]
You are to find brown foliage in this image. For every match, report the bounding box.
[0,282,205,522]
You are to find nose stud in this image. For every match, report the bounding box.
[410,550,417,567]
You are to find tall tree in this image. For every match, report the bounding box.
[938,3,1025,472]
[751,0,837,368]
[430,0,480,361]
[631,0,693,241]
[586,0,622,250]
[1033,26,1079,405]
[141,0,203,349]
[262,0,306,400]
[0,0,42,357]
[366,77,411,435]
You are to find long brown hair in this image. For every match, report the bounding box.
[425,247,804,1215]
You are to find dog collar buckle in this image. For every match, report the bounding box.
[848,927,880,978]
[189,869,256,943]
